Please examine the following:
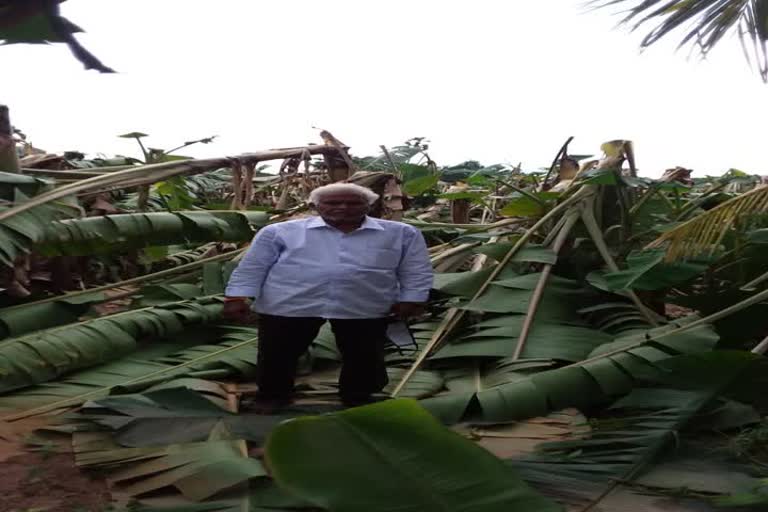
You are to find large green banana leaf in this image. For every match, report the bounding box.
[0,297,225,394]
[432,317,611,361]
[73,427,265,501]
[0,200,77,265]
[0,209,267,264]
[509,352,768,501]
[37,210,268,256]
[460,276,595,323]
[421,319,720,423]
[0,295,103,339]
[79,387,341,448]
[265,398,562,512]
[0,325,259,414]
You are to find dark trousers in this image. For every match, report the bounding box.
[256,314,389,401]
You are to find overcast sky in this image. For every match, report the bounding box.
[3,0,766,177]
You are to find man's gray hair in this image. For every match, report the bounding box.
[308,183,380,205]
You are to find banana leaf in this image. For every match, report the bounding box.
[0,325,259,414]
[80,387,341,448]
[0,294,104,339]
[0,200,78,265]
[0,209,267,265]
[265,398,562,512]
[36,210,268,256]
[509,352,768,503]
[432,318,611,361]
[73,427,265,501]
[421,319,720,424]
[0,297,225,394]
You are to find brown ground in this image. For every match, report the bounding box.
[0,452,112,512]
[0,417,111,512]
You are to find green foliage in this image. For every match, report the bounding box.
[24,210,268,258]
[403,175,439,196]
[422,319,719,423]
[593,249,708,291]
[0,325,260,413]
[0,297,225,394]
[265,399,562,512]
[500,195,544,217]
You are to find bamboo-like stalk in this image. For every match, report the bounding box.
[741,268,768,291]
[430,242,481,265]
[21,169,107,179]
[752,335,768,355]
[405,217,520,230]
[512,211,580,360]
[392,187,591,396]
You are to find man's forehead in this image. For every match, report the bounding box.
[319,192,366,202]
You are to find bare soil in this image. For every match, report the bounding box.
[0,452,112,512]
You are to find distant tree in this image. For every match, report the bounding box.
[0,0,113,72]
[592,1,768,81]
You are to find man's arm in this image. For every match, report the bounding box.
[393,226,433,317]
[225,226,282,299]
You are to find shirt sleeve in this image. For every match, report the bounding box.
[397,226,433,303]
[224,226,282,298]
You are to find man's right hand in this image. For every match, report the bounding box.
[222,297,253,323]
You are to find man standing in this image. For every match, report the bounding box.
[223,183,433,409]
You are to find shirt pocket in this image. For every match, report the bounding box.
[359,246,401,269]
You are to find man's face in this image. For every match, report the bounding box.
[316,192,369,224]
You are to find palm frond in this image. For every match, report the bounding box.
[646,184,768,260]
[592,0,768,81]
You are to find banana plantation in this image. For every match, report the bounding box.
[1,106,767,512]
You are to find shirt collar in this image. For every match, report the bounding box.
[307,215,385,231]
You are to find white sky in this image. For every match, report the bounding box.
[3,0,767,177]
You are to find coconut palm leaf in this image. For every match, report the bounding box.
[646,184,768,260]
[265,398,562,512]
[592,1,768,81]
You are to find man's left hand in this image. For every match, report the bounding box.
[390,302,426,319]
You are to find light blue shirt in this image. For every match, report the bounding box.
[225,216,433,319]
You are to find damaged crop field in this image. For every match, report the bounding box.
[1,107,768,512]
